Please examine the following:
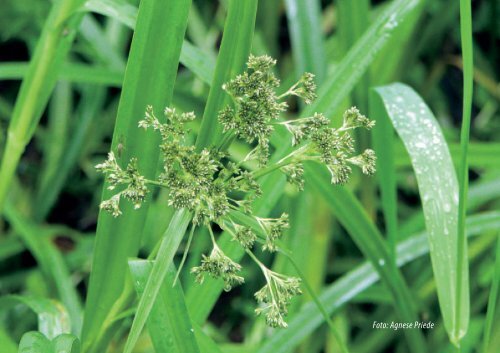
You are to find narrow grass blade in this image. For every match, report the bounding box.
[456,0,474,344]
[337,0,370,109]
[482,237,500,353]
[124,1,258,348]
[302,0,423,119]
[4,204,82,334]
[36,81,72,214]
[79,15,126,70]
[180,40,216,85]
[195,0,258,149]
[81,0,191,350]
[372,83,469,344]
[372,0,427,85]
[284,0,326,83]
[0,295,70,339]
[129,260,200,353]
[35,86,107,220]
[305,164,426,352]
[84,0,137,29]
[0,62,124,86]
[35,17,129,220]
[0,0,86,211]
[257,211,500,353]
[370,90,398,257]
[123,210,191,353]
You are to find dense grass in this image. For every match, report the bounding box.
[1,1,499,353]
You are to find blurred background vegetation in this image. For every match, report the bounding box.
[0,0,499,352]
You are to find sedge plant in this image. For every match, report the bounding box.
[96,55,376,329]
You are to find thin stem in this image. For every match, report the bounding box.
[145,179,168,188]
[277,81,300,100]
[207,224,217,246]
[456,0,473,344]
[279,248,350,353]
[251,145,310,179]
[173,223,197,286]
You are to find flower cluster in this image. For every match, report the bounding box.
[191,243,244,292]
[219,55,316,165]
[254,267,302,328]
[96,152,148,216]
[95,55,376,329]
[255,214,289,252]
[277,107,376,186]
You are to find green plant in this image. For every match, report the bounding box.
[1,0,498,352]
[96,55,376,334]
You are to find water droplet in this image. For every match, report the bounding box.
[378,259,385,266]
[384,13,399,30]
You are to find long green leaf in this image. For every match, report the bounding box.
[0,62,123,86]
[0,0,86,211]
[36,81,72,218]
[337,0,370,110]
[305,165,425,352]
[195,0,258,149]
[4,204,82,334]
[124,1,258,350]
[123,210,191,353]
[371,90,398,257]
[372,83,469,344]
[284,0,326,83]
[257,211,500,353]
[81,0,191,351]
[456,0,474,344]
[35,86,107,220]
[129,260,200,353]
[302,0,422,119]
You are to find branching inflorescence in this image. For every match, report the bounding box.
[96,55,376,328]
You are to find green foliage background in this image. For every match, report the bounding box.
[0,0,499,352]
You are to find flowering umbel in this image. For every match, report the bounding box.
[96,55,376,329]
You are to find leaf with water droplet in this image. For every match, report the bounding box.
[371,83,469,345]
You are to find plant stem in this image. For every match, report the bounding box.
[455,0,473,344]
[482,237,500,353]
